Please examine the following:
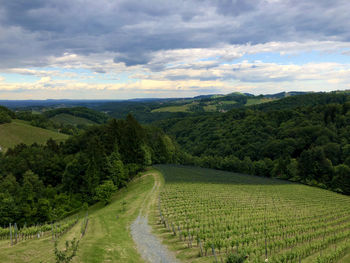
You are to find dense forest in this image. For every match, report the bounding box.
[0,114,177,226]
[158,92,350,194]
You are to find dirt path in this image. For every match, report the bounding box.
[131,172,180,263]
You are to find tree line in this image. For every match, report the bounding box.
[0,114,178,226]
[158,92,350,194]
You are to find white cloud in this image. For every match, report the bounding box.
[1,40,350,98]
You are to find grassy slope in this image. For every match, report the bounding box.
[0,119,68,151]
[73,171,155,263]
[246,97,276,106]
[151,103,194,113]
[0,169,156,263]
[50,113,96,126]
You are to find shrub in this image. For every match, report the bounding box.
[225,253,246,263]
[54,238,79,263]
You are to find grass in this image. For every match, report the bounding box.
[151,103,194,113]
[50,113,96,126]
[246,97,276,106]
[0,218,83,263]
[73,171,155,263]
[202,105,217,111]
[151,165,350,263]
[0,169,157,263]
[0,119,68,151]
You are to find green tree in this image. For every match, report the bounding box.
[323,143,341,165]
[298,147,333,184]
[0,193,18,225]
[107,146,126,188]
[332,164,350,194]
[0,111,11,124]
[94,180,116,205]
[286,159,299,180]
[62,154,86,193]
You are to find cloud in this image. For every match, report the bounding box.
[0,0,349,68]
[0,1,350,98]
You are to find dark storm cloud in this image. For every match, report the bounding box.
[0,0,349,68]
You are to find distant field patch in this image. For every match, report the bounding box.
[152,103,193,113]
[50,113,96,126]
[203,104,217,111]
[246,97,275,106]
[0,119,68,151]
[220,100,238,104]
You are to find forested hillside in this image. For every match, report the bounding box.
[43,106,108,124]
[0,114,177,226]
[159,92,350,194]
[14,106,108,135]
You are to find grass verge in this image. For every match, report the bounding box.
[0,169,156,263]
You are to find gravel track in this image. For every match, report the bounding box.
[131,173,180,263]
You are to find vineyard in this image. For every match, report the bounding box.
[155,165,350,263]
[0,217,78,245]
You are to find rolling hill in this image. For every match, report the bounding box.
[50,113,97,126]
[0,119,68,151]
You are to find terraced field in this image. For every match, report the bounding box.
[155,165,350,263]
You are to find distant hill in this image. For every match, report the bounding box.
[50,113,97,126]
[145,91,312,115]
[0,119,68,151]
[250,91,348,111]
[43,107,108,125]
[0,91,316,124]
[263,91,309,99]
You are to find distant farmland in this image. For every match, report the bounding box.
[50,113,96,126]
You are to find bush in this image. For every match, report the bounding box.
[54,238,79,263]
[94,180,116,205]
[0,111,11,124]
[226,253,247,263]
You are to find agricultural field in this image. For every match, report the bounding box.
[246,97,276,106]
[154,165,350,263]
[50,113,97,126]
[0,119,68,151]
[151,103,196,113]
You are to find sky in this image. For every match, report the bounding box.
[0,0,350,99]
